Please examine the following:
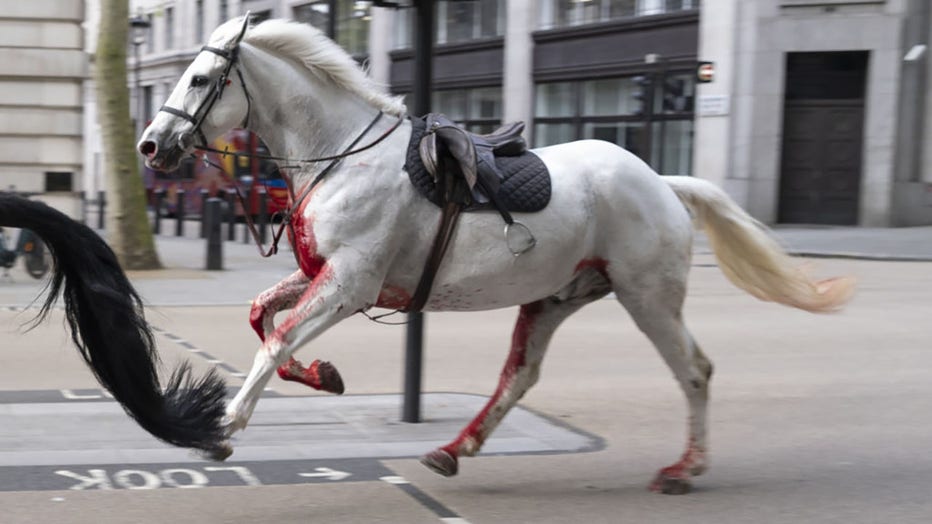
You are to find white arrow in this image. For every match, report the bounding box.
[298,467,351,482]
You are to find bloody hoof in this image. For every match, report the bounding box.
[421,448,458,477]
[649,472,692,495]
[314,360,345,395]
[277,358,345,395]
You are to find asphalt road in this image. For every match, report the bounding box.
[0,255,930,523]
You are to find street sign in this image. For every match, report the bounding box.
[697,61,715,83]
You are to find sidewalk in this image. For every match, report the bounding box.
[700,224,932,262]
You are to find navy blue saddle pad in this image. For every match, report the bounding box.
[404,115,551,213]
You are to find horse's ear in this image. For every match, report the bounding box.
[230,12,250,48]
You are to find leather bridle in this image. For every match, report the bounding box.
[159,44,253,149]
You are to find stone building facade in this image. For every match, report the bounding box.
[0,1,86,215]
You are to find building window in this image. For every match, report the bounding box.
[295,2,331,30]
[533,73,694,175]
[146,14,154,53]
[45,172,73,192]
[409,86,503,134]
[294,1,371,57]
[538,0,699,29]
[165,7,174,50]
[438,0,503,44]
[393,0,504,49]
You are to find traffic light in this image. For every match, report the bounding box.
[662,77,690,113]
[631,75,652,116]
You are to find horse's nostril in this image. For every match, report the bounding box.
[139,141,157,157]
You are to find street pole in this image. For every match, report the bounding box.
[129,16,150,142]
[402,0,435,424]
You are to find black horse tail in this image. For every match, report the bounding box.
[0,192,227,454]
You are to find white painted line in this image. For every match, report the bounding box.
[379,475,409,485]
[441,519,472,524]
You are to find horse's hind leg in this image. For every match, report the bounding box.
[615,280,713,495]
[422,293,599,476]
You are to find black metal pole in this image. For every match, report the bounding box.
[199,188,209,238]
[257,187,268,245]
[226,189,236,241]
[403,0,434,424]
[175,189,185,237]
[97,190,106,230]
[205,197,223,270]
[153,189,163,234]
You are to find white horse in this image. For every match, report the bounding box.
[138,17,854,494]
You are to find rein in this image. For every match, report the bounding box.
[197,111,405,257]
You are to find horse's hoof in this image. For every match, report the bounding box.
[277,358,345,395]
[649,473,692,495]
[315,360,345,395]
[197,442,233,462]
[421,448,458,477]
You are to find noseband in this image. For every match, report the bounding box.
[158,44,252,148]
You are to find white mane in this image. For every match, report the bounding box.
[209,18,406,116]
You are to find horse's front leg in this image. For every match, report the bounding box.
[219,260,376,453]
[249,269,309,341]
[248,269,341,391]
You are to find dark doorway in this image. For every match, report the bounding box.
[778,52,868,225]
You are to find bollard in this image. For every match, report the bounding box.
[243,195,251,244]
[257,187,269,245]
[205,197,223,270]
[226,190,236,241]
[199,189,209,239]
[175,189,186,237]
[97,190,106,230]
[153,189,164,235]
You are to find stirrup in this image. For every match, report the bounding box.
[504,221,535,257]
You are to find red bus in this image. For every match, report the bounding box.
[144,129,289,218]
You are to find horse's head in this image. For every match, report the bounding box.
[138,15,252,171]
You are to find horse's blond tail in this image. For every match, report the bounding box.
[664,176,855,313]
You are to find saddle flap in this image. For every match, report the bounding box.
[418,132,440,180]
[433,126,478,190]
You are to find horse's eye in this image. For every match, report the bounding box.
[190,75,210,88]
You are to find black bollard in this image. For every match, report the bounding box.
[257,187,269,245]
[205,197,223,270]
[199,189,209,238]
[175,189,186,237]
[97,190,106,230]
[226,189,236,241]
[153,189,164,235]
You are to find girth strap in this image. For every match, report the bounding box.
[405,201,463,313]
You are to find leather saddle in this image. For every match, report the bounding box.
[417,114,528,208]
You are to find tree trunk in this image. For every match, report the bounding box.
[95,0,161,269]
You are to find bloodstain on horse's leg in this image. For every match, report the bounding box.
[266,264,345,395]
[422,301,545,477]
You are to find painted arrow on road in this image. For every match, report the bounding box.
[298,467,352,481]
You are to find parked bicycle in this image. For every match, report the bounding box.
[0,226,50,279]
